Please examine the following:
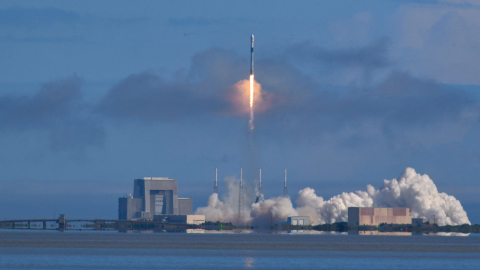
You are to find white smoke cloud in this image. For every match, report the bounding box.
[250,197,298,226]
[296,168,470,226]
[296,187,373,225]
[195,177,253,224]
[195,168,470,226]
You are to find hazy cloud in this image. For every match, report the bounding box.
[97,71,231,122]
[96,42,480,149]
[395,3,480,84]
[289,37,391,70]
[0,75,105,152]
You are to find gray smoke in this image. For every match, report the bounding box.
[196,167,470,226]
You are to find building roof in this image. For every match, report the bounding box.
[141,177,174,180]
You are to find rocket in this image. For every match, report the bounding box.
[248,35,255,130]
[250,35,254,75]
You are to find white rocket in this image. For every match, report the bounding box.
[250,35,254,76]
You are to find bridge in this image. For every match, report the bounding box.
[0,214,201,231]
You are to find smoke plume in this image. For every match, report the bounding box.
[195,177,253,224]
[195,167,470,226]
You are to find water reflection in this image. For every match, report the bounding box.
[425,232,470,237]
[116,229,473,236]
[243,257,254,268]
[351,231,412,236]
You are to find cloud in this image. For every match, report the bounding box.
[286,37,392,86]
[0,41,466,154]
[96,42,480,148]
[394,3,480,84]
[97,48,262,121]
[97,71,231,121]
[437,0,480,7]
[0,75,105,152]
[259,70,479,148]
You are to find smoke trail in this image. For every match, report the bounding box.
[249,75,254,130]
[195,168,470,226]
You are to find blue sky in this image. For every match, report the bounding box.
[1,0,480,223]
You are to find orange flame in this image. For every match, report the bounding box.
[227,77,275,119]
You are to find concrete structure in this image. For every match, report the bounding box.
[154,215,205,225]
[119,177,193,220]
[287,216,310,226]
[348,207,412,226]
[118,195,142,220]
[178,198,193,215]
[412,217,437,225]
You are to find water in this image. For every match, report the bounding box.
[0,230,479,269]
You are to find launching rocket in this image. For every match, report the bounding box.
[248,35,255,130]
[250,35,254,75]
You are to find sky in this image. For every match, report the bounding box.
[1,0,480,223]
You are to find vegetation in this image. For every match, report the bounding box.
[203,221,235,230]
[313,222,349,232]
[375,223,480,233]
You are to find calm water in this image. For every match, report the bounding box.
[0,230,479,269]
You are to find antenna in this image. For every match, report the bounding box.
[284,168,288,198]
[238,167,244,226]
[214,168,218,194]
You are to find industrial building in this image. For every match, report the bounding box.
[119,177,194,220]
[348,207,412,226]
[288,216,310,226]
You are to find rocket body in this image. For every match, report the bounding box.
[250,35,254,75]
[248,35,255,130]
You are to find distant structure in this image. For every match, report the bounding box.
[118,177,194,220]
[348,207,412,226]
[283,169,288,198]
[238,168,244,225]
[214,168,218,194]
[288,216,310,226]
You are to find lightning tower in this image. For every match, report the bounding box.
[284,168,288,198]
[259,168,262,195]
[214,168,218,194]
[238,167,244,225]
[255,168,263,203]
